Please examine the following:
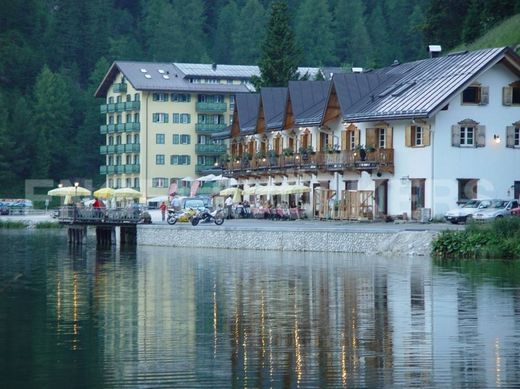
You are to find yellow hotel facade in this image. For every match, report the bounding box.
[95,62,258,199]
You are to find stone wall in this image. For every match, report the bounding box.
[137,225,437,256]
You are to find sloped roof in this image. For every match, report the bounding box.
[95,61,254,97]
[260,88,288,131]
[235,93,261,135]
[289,80,331,126]
[338,47,520,122]
[172,63,259,79]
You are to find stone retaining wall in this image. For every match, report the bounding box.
[137,225,437,256]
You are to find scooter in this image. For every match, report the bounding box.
[166,207,197,225]
[191,207,225,226]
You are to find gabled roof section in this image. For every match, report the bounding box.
[289,80,331,126]
[234,93,260,135]
[260,88,288,131]
[95,61,253,97]
[339,47,520,122]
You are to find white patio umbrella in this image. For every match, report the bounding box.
[181,176,195,182]
[198,174,217,182]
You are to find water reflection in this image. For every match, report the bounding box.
[0,231,519,388]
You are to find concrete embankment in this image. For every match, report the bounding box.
[137,223,438,256]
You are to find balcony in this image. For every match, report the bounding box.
[124,143,140,153]
[112,83,127,93]
[224,149,395,177]
[115,123,125,132]
[195,164,222,175]
[195,102,227,113]
[195,144,227,154]
[100,124,116,134]
[125,101,140,111]
[124,122,140,132]
[99,165,116,175]
[115,102,126,112]
[99,145,116,154]
[100,103,116,114]
[124,164,140,174]
[195,123,227,134]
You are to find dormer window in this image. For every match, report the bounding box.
[461,84,489,105]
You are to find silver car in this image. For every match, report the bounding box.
[472,199,519,221]
[444,199,492,224]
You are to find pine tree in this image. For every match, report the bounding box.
[253,1,301,88]
[174,0,209,62]
[295,0,336,66]
[213,1,240,64]
[232,0,266,64]
[462,0,483,44]
[142,0,180,61]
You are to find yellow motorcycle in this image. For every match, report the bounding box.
[166,207,198,225]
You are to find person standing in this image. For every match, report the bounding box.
[225,195,233,219]
[159,201,167,221]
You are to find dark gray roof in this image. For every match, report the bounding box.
[172,63,259,79]
[338,47,519,122]
[95,61,252,97]
[235,93,260,135]
[260,88,288,131]
[289,80,331,126]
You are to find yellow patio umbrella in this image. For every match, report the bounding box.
[255,185,285,196]
[48,186,91,197]
[93,187,115,199]
[113,188,142,198]
[242,186,257,196]
[219,187,242,196]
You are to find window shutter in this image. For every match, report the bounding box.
[366,128,377,148]
[503,87,513,106]
[451,125,460,147]
[479,86,489,105]
[386,127,393,148]
[476,125,486,147]
[405,126,412,147]
[341,131,347,150]
[423,126,431,146]
[316,133,321,151]
[354,128,360,148]
[506,126,515,148]
[164,113,169,123]
[187,114,191,124]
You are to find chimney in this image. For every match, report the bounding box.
[428,45,442,58]
[212,63,217,71]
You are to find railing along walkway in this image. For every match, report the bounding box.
[57,206,141,225]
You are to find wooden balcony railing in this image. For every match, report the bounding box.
[224,149,394,175]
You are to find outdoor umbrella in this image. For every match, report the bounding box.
[256,185,285,196]
[48,186,91,197]
[281,184,311,195]
[113,188,142,198]
[242,186,257,196]
[93,187,115,199]
[219,187,242,196]
[181,176,195,182]
[198,174,217,182]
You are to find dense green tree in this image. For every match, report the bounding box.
[366,4,389,67]
[32,65,73,180]
[213,1,240,64]
[0,92,16,191]
[8,97,33,184]
[173,0,209,62]
[463,0,483,43]
[232,0,266,64]
[141,0,180,61]
[295,0,336,66]
[423,0,469,50]
[253,1,302,88]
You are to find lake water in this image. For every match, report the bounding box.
[1,230,519,388]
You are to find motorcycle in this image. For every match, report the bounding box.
[166,207,198,225]
[191,207,225,226]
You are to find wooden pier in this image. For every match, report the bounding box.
[57,206,139,245]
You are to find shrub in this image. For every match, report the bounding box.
[0,220,28,229]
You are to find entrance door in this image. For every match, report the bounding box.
[374,180,388,218]
[411,179,425,220]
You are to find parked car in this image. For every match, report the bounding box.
[444,199,492,224]
[510,205,520,216]
[473,199,519,221]
[0,206,9,215]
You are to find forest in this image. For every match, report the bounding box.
[0,0,519,197]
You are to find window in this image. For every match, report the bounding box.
[116,178,121,188]
[126,178,131,188]
[457,178,478,204]
[366,126,392,149]
[171,93,191,102]
[152,93,169,101]
[116,95,122,103]
[108,156,114,165]
[503,82,520,106]
[116,135,121,145]
[406,124,431,147]
[116,155,122,165]
[461,85,489,105]
[198,94,224,103]
[134,93,140,101]
[230,95,235,111]
[108,116,114,124]
[173,134,179,144]
[126,155,131,164]
[116,114,122,123]
[152,178,168,188]
[126,114,132,122]
[126,94,131,102]
[108,179,113,188]
[134,113,139,122]
[180,134,190,144]
[133,155,139,165]
[108,136,114,145]
[153,113,169,123]
[108,97,114,104]
[134,134,139,144]
[156,133,165,144]
[126,134,131,143]
[452,119,485,147]
[170,155,191,165]
[134,178,139,189]
[156,154,165,165]
[506,122,520,148]
[173,113,191,124]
